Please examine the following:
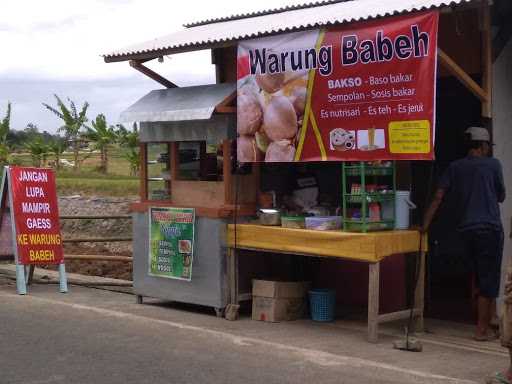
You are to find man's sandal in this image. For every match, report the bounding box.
[474,332,499,342]
[486,372,512,384]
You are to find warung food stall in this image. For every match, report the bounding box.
[103,0,505,342]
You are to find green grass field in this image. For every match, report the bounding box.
[10,147,139,197]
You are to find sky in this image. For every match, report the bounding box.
[0,0,306,133]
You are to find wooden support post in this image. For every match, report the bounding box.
[368,262,380,343]
[223,140,233,205]
[438,49,489,103]
[170,142,179,181]
[166,143,172,199]
[139,144,148,201]
[253,162,261,204]
[129,60,178,88]
[199,141,207,180]
[480,2,492,118]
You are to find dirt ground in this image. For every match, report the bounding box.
[57,195,136,280]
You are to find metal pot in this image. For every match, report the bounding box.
[258,209,281,226]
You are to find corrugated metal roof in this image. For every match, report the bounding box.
[183,1,350,28]
[104,0,479,62]
[120,83,235,122]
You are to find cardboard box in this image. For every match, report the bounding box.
[252,297,306,322]
[252,279,310,299]
[251,280,310,322]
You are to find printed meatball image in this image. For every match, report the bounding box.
[237,93,262,135]
[265,141,296,162]
[237,69,311,163]
[237,135,262,163]
[262,96,298,142]
[289,86,307,117]
[256,73,285,94]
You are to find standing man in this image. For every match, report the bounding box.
[422,126,506,341]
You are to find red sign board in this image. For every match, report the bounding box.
[237,11,439,162]
[8,167,63,265]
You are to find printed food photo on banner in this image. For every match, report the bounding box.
[237,31,319,162]
[237,11,438,162]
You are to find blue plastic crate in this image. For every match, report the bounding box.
[309,289,336,322]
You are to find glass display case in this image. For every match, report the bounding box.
[145,143,171,201]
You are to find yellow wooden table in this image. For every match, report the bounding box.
[226,224,427,342]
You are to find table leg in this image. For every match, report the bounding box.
[368,262,380,343]
[225,247,240,321]
[228,247,238,305]
[414,247,426,333]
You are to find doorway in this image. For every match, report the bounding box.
[412,76,482,323]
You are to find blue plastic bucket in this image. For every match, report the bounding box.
[309,289,336,322]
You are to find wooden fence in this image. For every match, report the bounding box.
[61,214,133,263]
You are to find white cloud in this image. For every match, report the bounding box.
[0,0,306,132]
[0,0,304,80]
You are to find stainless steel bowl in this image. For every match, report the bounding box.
[258,209,281,226]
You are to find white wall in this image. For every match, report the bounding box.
[493,37,512,306]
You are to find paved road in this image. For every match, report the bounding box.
[0,278,500,384]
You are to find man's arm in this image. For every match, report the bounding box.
[422,188,445,233]
[496,161,506,203]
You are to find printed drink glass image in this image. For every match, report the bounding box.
[358,129,385,151]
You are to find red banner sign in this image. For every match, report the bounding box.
[237,11,439,162]
[8,167,63,265]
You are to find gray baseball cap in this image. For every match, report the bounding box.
[465,126,491,142]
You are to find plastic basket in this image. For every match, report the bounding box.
[308,289,336,322]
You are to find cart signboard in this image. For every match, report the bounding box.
[0,166,67,294]
[4,166,64,265]
[149,207,195,281]
[237,11,439,162]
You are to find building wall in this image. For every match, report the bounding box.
[493,37,512,305]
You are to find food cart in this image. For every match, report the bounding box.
[105,0,511,342]
[124,83,258,316]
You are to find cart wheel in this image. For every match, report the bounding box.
[136,295,143,304]
[214,307,225,318]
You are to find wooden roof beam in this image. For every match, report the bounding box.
[129,60,178,88]
[437,48,488,103]
[215,90,236,113]
[480,2,492,118]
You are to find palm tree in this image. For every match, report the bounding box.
[49,137,66,170]
[116,123,139,148]
[0,102,11,166]
[25,137,50,167]
[43,95,89,171]
[116,123,140,176]
[84,114,117,174]
[123,148,140,176]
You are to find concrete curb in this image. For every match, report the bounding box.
[0,263,132,288]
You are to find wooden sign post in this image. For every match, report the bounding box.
[0,166,68,294]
